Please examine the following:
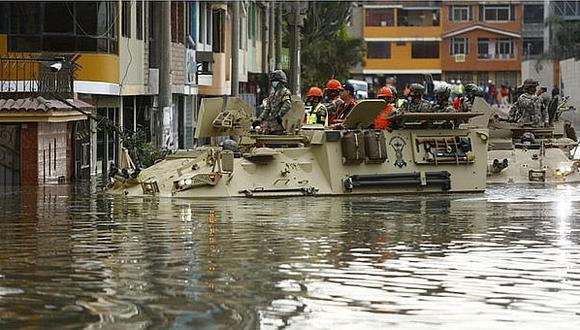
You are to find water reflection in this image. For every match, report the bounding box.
[0,185,580,328]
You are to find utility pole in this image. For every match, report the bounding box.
[231,1,240,96]
[158,1,172,148]
[275,3,282,69]
[262,2,269,74]
[268,2,275,72]
[289,1,302,95]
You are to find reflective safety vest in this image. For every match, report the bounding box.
[307,103,328,126]
[396,98,406,108]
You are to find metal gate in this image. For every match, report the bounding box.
[0,124,20,190]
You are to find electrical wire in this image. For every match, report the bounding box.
[65,2,118,39]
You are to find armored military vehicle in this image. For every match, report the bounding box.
[108,97,489,198]
[475,96,580,183]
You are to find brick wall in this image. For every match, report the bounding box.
[37,122,69,183]
[20,123,38,185]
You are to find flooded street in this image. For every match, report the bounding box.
[1,184,580,329]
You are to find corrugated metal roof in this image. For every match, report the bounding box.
[0,96,94,112]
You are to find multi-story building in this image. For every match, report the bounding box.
[521,1,545,59]
[351,1,443,90]
[0,1,277,187]
[440,1,522,88]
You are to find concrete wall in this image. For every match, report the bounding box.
[560,58,580,109]
[521,59,554,89]
[37,122,70,183]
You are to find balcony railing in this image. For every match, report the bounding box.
[477,53,516,60]
[0,56,77,99]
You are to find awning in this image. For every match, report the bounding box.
[0,96,91,123]
[442,25,521,39]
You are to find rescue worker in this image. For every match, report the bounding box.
[400,83,432,113]
[457,83,480,112]
[254,70,292,134]
[374,86,396,129]
[518,78,548,127]
[432,85,455,112]
[324,79,344,124]
[305,86,328,125]
[336,82,358,121]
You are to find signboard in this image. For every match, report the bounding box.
[454,54,466,63]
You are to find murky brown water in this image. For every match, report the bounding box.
[1,183,580,329]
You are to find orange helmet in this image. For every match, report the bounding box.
[326,79,342,90]
[307,86,323,97]
[378,86,393,97]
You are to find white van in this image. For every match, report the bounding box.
[348,79,368,100]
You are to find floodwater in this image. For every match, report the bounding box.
[1,184,580,329]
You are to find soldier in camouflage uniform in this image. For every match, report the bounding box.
[400,83,432,113]
[255,70,292,134]
[518,78,548,128]
[432,85,455,112]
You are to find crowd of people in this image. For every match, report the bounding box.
[254,70,556,135]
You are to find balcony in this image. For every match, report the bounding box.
[364,7,442,39]
[477,53,516,60]
[0,56,76,99]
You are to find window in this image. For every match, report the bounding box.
[523,5,544,24]
[171,1,185,43]
[497,38,514,58]
[451,37,468,55]
[136,0,143,40]
[477,38,490,58]
[365,9,394,27]
[367,42,391,58]
[212,8,225,53]
[397,9,440,26]
[523,38,544,56]
[8,1,117,54]
[480,5,513,21]
[411,42,439,58]
[450,5,470,22]
[122,1,131,38]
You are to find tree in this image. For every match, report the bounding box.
[300,1,364,92]
[545,15,580,60]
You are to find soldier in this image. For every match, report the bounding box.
[254,70,292,134]
[508,85,525,122]
[374,86,396,129]
[324,79,344,125]
[518,78,548,128]
[305,86,328,125]
[400,83,432,113]
[457,83,481,112]
[432,85,455,112]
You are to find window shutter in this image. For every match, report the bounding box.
[449,6,452,21]
[465,38,469,55]
[469,5,473,21]
[479,5,483,21]
[450,38,454,55]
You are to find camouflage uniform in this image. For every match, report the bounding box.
[258,70,292,134]
[457,83,481,112]
[518,93,546,127]
[400,83,432,113]
[432,85,455,112]
[518,79,548,127]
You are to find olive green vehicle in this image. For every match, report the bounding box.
[108,97,489,198]
[479,96,580,184]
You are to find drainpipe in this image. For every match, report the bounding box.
[231,1,240,96]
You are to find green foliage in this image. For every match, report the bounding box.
[301,2,364,91]
[545,15,580,60]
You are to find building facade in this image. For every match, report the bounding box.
[351,1,443,90]
[440,1,522,88]
[0,0,278,186]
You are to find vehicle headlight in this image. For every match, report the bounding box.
[184,178,193,186]
[556,162,575,176]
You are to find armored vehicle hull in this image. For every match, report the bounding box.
[480,97,580,184]
[108,98,489,198]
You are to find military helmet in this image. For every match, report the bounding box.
[523,78,539,88]
[387,84,398,97]
[270,70,287,83]
[465,83,478,93]
[434,85,451,98]
[409,83,425,96]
